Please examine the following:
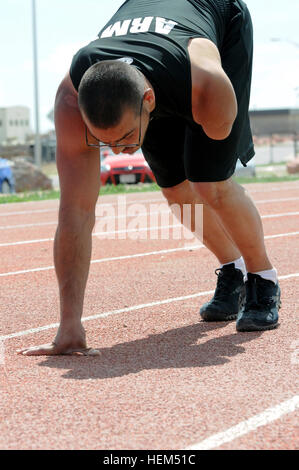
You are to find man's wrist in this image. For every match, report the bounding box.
[59,313,83,329]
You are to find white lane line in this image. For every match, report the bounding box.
[0,221,57,230]
[0,209,298,231]
[0,208,58,217]
[1,231,299,276]
[0,193,298,218]
[0,183,298,210]
[0,272,298,342]
[0,196,163,217]
[249,185,299,193]
[0,245,204,277]
[185,395,299,450]
[0,289,214,341]
[1,224,299,249]
[264,231,299,239]
[0,237,54,247]
[262,211,299,219]
[255,196,299,204]
[0,208,171,230]
[0,265,54,277]
[0,224,183,247]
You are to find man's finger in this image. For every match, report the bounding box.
[21,348,56,356]
[69,348,101,356]
[17,347,101,356]
[17,343,52,354]
[83,348,101,356]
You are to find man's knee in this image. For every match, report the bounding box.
[190,178,234,209]
[161,186,180,205]
[161,180,191,205]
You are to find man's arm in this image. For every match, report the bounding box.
[18,73,101,356]
[189,38,238,140]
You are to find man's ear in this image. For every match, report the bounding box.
[144,87,155,108]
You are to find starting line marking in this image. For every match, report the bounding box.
[185,395,299,450]
[0,271,298,342]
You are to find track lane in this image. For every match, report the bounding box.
[214,409,299,450]
[1,227,299,277]
[0,203,298,272]
[1,277,298,449]
[0,181,298,450]
[0,235,298,341]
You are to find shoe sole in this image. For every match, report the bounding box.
[200,291,245,322]
[236,300,281,332]
[237,322,279,332]
[200,313,237,322]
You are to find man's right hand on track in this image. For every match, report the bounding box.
[17,322,100,356]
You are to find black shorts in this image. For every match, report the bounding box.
[142,0,255,187]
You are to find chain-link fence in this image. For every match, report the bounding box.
[253,133,299,165]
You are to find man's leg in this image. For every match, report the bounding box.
[190,177,270,273]
[161,180,241,263]
[190,177,280,331]
[162,179,247,322]
[142,119,254,325]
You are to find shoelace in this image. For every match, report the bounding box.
[245,276,275,310]
[213,269,233,300]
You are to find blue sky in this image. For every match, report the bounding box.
[1,0,299,132]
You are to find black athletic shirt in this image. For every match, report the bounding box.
[70,0,232,122]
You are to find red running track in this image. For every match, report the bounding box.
[0,181,298,450]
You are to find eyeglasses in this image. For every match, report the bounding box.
[85,98,143,149]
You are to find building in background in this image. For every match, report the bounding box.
[0,106,31,144]
[249,108,299,135]
[249,108,299,164]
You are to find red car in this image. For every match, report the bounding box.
[100,150,155,185]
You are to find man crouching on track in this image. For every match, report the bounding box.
[18,0,280,356]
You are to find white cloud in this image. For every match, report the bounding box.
[39,42,86,132]
[1,41,86,132]
[250,41,299,109]
[0,78,5,104]
[40,41,85,77]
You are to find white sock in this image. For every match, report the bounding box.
[250,267,278,284]
[220,257,246,276]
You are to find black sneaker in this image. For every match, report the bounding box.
[236,273,281,332]
[200,263,245,321]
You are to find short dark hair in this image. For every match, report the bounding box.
[78,60,144,129]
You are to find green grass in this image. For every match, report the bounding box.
[256,161,291,167]
[0,183,160,204]
[100,182,160,195]
[0,190,61,204]
[0,177,298,205]
[234,174,299,184]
